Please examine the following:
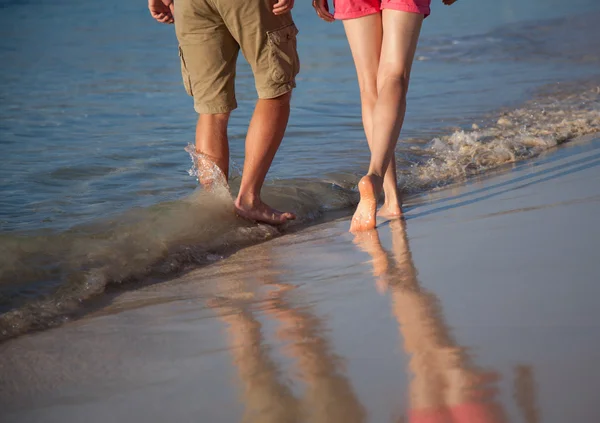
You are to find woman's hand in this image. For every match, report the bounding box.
[313,0,334,22]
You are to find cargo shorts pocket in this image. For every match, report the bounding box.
[266,24,300,84]
[178,46,193,96]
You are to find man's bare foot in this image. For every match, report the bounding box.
[234,197,296,225]
[350,175,381,232]
[377,203,403,218]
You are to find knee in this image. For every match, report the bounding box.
[268,90,292,104]
[199,112,231,125]
[359,83,379,107]
[356,74,378,106]
[378,65,411,96]
[197,112,231,136]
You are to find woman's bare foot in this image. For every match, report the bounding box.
[350,175,382,232]
[234,197,296,225]
[377,203,403,218]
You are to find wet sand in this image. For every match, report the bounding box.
[1,135,600,423]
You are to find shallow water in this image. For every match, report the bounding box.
[2,135,599,423]
[1,0,600,339]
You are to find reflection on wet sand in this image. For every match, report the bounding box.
[514,365,540,423]
[208,252,365,423]
[354,220,507,423]
[207,219,538,422]
[211,303,300,423]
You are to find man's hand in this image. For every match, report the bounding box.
[442,0,458,5]
[273,0,294,15]
[313,0,334,22]
[149,0,174,24]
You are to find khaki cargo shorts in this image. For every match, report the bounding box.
[174,0,300,114]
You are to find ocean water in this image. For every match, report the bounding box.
[1,0,600,340]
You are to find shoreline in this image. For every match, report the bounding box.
[1,131,599,343]
[2,133,600,422]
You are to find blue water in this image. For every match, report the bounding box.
[0,0,599,339]
[1,0,599,232]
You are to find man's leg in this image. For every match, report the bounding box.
[350,10,423,232]
[174,1,239,187]
[195,113,230,185]
[222,0,299,224]
[343,14,402,218]
[234,92,295,224]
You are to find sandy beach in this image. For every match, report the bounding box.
[2,134,599,423]
[2,1,600,422]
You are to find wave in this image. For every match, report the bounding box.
[1,80,599,342]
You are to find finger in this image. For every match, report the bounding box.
[273,0,287,8]
[317,8,334,21]
[317,10,334,22]
[317,12,333,22]
[273,6,291,15]
[316,4,334,20]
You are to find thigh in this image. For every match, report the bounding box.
[218,0,300,100]
[174,0,240,114]
[342,14,383,92]
[378,9,423,85]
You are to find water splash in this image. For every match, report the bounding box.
[185,144,230,194]
[408,83,600,189]
[1,81,599,342]
[185,144,244,197]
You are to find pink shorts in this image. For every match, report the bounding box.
[333,0,431,20]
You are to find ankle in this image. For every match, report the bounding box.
[383,190,400,206]
[366,173,384,182]
[382,200,402,211]
[365,173,384,192]
[235,193,261,208]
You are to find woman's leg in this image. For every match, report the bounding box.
[342,15,402,218]
[350,10,423,232]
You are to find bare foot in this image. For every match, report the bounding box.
[350,175,381,232]
[234,198,296,225]
[377,203,403,218]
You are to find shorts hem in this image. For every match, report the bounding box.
[334,7,380,20]
[257,83,295,100]
[382,3,430,18]
[194,102,238,115]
